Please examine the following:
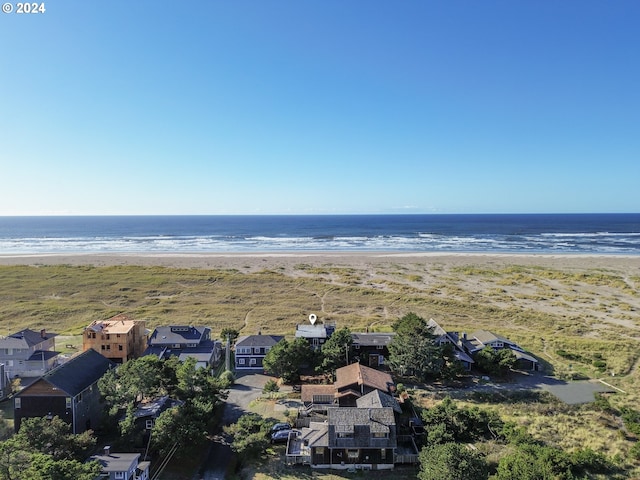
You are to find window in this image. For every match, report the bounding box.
[106,345,111,350]
[372,432,388,438]
[238,358,245,365]
[377,345,384,350]
[381,449,386,460]
[101,345,106,350]
[66,397,72,409]
[114,472,124,479]
[338,432,353,438]
[354,345,360,349]
[118,345,123,351]
[146,419,154,430]
[14,398,20,409]
[250,358,257,365]
[347,450,359,459]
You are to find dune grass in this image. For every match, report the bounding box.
[1,259,639,477]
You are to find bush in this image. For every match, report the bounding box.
[262,379,280,393]
[219,370,235,387]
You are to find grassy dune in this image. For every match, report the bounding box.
[1,255,639,475]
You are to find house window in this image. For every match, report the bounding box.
[347,450,359,459]
[354,345,360,349]
[106,345,111,350]
[377,345,384,350]
[146,419,154,430]
[338,432,353,438]
[238,358,245,365]
[249,358,256,366]
[101,345,106,350]
[381,449,386,460]
[14,398,20,409]
[372,432,388,438]
[114,472,124,479]
[66,397,72,409]
[118,345,123,351]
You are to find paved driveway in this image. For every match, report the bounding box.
[197,373,276,480]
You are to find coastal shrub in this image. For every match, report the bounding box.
[262,379,279,394]
[219,369,235,387]
[592,359,607,372]
[620,408,640,436]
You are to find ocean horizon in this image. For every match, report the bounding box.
[1,213,639,255]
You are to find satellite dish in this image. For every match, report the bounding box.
[309,313,317,325]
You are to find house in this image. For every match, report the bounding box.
[304,407,397,470]
[295,321,336,350]
[0,364,10,400]
[334,363,395,407]
[14,348,114,433]
[350,332,394,367]
[0,328,59,378]
[132,395,183,431]
[461,329,540,371]
[300,384,337,413]
[89,446,150,480]
[144,325,221,369]
[426,318,475,371]
[355,389,402,414]
[83,314,148,364]
[234,334,284,371]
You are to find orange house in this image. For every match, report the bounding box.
[83,314,148,364]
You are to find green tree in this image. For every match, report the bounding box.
[21,453,102,480]
[14,416,96,461]
[319,327,352,375]
[421,397,502,445]
[221,328,240,344]
[0,438,30,480]
[224,413,272,458]
[418,442,489,480]
[99,355,166,416]
[263,337,314,383]
[474,347,516,377]
[388,313,443,381]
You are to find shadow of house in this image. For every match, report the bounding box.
[14,349,114,433]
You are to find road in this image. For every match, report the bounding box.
[196,373,274,480]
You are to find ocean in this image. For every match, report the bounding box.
[0,214,639,255]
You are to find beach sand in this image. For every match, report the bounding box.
[0,251,638,272]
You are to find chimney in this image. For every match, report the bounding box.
[104,446,111,456]
[40,329,46,338]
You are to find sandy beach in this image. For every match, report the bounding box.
[0,251,638,273]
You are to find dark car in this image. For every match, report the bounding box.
[270,422,291,433]
[270,429,299,444]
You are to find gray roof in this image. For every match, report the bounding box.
[235,335,284,348]
[0,329,56,348]
[148,326,210,346]
[301,421,329,448]
[328,407,396,448]
[356,390,402,414]
[351,332,395,347]
[133,396,183,420]
[295,324,329,339]
[18,349,113,397]
[89,452,140,473]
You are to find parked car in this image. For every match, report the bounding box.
[270,422,291,433]
[270,429,300,444]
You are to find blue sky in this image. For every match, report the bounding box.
[1,1,638,215]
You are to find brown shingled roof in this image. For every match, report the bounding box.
[335,363,394,393]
